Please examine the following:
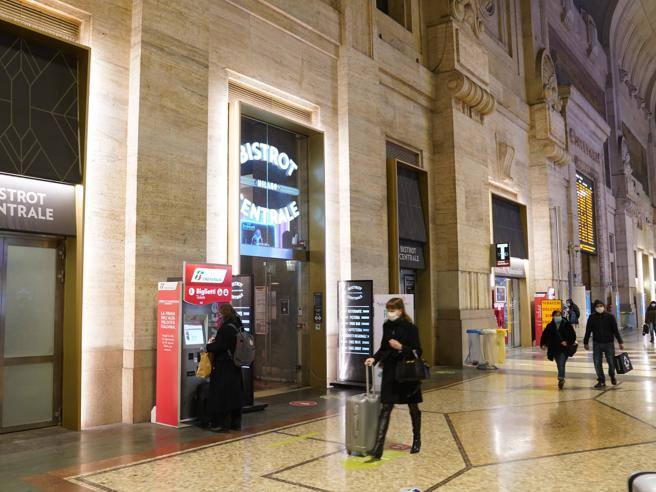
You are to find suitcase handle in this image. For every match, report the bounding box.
[365,364,375,395]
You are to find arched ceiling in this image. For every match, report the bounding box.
[576,0,656,117]
[611,0,656,116]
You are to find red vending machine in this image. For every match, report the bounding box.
[155,262,232,427]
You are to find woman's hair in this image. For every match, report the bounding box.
[552,310,562,317]
[386,297,413,323]
[219,303,239,322]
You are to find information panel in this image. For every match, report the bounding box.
[232,274,253,334]
[156,282,181,427]
[576,173,596,254]
[337,280,374,384]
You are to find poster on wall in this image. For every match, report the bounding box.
[183,263,232,306]
[155,282,181,427]
[254,286,267,335]
[337,280,374,384]
[372,294,415,392]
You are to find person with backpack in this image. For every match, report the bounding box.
[206,304,245,432]
[364,297,422,459]
[540,309,577,389]
[566,299,580,327]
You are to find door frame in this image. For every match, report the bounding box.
[0,233,65,433]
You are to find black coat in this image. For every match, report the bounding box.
[583,312,623,345]
[206,317,243,414]
[540,320,576,361]
[373,318,422,404]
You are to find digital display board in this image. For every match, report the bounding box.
[576,173,596,254]
[337,280,374,384]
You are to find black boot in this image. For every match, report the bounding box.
[409,404,421,454]
[370,404,393,459]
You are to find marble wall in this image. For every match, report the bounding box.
[18,0,655,427]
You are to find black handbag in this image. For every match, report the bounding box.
[643,324,650,336]
[614,352,633,374]
[567,342,578,357]
[395,350,430,382]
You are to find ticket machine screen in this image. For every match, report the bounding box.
[184,324,204,346]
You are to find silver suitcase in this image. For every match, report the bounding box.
[345,365,381,456]
[629,472,656,491]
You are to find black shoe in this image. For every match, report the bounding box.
[611,377,617,386]
[558,379,565,390]
[594,382,606,389]
[409,406,421,454]
[229,424,242,431]
[210,426,230,433]
[370,405,393,459]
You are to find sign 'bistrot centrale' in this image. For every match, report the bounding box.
[0,174,76,236]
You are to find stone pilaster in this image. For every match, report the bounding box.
[122,0,210,423]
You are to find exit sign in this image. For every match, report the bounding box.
[496,243,511,267]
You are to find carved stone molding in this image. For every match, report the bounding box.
[450,0,484,38]
[447,71,496,115]
[538,49,562,112]
[582,10,599,57]
[542,140,568,165]
[496,139,515,181]
[561,0,575,30]
[479,0,495,16]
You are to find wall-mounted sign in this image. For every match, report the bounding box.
[232,275,253,334]
[0,174,76,235]
[183,263,232,306]
[568,128,601,164]
[495,243,511,267]
[399,240,425,269]
[576,173,596,254]
[239,117,307,261]
[337,280,374,384]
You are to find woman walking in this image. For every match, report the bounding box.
[365,298,422,459]
[206,304,244,432]
[645,301,656,343]
[540,309,577,389]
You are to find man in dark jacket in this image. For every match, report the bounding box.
[584,299,624,388]
[566,299,580,326]
[645,300,656,343]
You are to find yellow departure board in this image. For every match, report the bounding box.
[576,173,596,253]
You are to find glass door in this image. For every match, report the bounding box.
[0,236,64,432]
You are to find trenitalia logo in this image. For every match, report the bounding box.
[191,268,228,284]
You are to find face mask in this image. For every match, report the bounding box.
[387,310,401,321]
[595,306,605,314]
[553,316,562,324]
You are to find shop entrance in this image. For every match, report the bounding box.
[0,235,64,433]
[494,276,521,348]
[241,256,307,394]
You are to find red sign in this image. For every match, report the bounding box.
[156,282,181,426]
[183,263,232,305]
[533,292,547,345]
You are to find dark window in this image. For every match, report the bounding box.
[492,196,527,259]
[397,167,427,243]
[603,141,611,189]
[376,0,410,31]
[0,30,82,184]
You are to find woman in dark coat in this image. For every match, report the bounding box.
[540,309,577,390]
[365,297,422,459]
[206,304,244,432]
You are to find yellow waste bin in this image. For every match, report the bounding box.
[496,329,508,364]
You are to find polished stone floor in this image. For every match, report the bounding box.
[3,329,656,491]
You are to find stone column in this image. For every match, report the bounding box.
[122,0,210,423]
[425,2,497,365]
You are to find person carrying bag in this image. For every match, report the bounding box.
[540,309,577,390]
[364,297,423,459]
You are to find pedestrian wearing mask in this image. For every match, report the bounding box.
[364,298,422,459]
[566,299,580,327]
[584,299,624,388]
[540,309,577,389]
[645,301,656,344]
